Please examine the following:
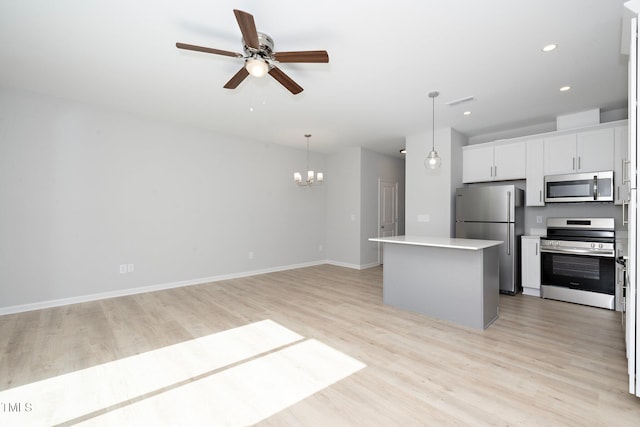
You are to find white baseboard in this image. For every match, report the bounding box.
[522,287,541,298]
[326,260,380,270]
[0,259,382,316]
[0,260,327,316]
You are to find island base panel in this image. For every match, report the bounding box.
[382,244,499,329]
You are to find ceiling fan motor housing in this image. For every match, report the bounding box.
[243,32,274,59]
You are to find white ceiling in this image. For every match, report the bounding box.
[0,0,630,157]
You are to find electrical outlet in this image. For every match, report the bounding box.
[536,216,543,224]
[127,264,134,273]
[248,251,254,260]
[119,264,127,274]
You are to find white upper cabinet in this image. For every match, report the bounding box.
[494,142,527,180]
[577,128,615,172]
[614,125,630,205]
[462,121,623,191]
[525,139,544,206]
[543,128,615,175]
[462,141,526,183]
[543,134,577,175]
[463,145,494,182]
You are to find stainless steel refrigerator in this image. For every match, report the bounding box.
[455,185,524,294]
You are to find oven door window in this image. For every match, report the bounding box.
[541,252,615,294]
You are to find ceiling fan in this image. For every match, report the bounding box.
[176,9,329,95]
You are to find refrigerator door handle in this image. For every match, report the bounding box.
[507,191,511,255]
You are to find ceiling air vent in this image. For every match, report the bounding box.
[446,96,475,106]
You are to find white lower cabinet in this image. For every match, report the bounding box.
[521,236,541,297]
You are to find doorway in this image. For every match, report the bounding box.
[378,179,398,264]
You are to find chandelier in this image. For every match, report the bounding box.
[294,134,324,186]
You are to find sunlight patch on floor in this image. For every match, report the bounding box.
[79,339,366,426]
[0,319,365,426]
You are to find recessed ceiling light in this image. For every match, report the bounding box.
[559,85,571,92]
[463,111,471,116]
[542,44,557,52]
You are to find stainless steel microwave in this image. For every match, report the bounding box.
[544,171,614,203]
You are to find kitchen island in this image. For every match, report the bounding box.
[369,235,503,330]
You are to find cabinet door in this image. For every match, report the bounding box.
[525,139,544,206]
[494,141,526,180]
[544,134,577,175]
[462,146,494,183]
[521,236,541,296]
[576,128,614,172]
[614,125,629,205]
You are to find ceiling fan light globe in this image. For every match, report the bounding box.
[425,150,441,169]
[246,58,268,77]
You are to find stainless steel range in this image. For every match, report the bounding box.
[540,218,615,310]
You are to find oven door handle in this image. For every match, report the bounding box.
[540,247,615,257]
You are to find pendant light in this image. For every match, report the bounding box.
[424,91,442,169]
[294,134,324,186]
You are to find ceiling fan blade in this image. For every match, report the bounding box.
[274,50,329,63]
[233,9,259,49]
[268,67,303,95]
[223,67,250,89]
[176,42,241,58]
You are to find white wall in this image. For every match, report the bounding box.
[405,127,465,236]
[325,147,405,268]
[0,88,327,311]
[325,147,361,267]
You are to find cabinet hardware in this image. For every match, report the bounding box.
[623,159,631,184]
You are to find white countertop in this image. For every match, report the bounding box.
[369,235,503,250]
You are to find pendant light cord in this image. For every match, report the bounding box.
[305,134,311,172]
[428,90,439,151]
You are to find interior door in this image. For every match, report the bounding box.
[378,179,398,263]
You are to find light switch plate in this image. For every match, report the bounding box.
[417,214,430,222]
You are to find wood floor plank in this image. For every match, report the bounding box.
[0,264,639,425]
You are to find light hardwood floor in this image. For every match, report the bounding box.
[1,264,639,426]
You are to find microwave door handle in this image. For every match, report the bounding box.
[593,175,598,200]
